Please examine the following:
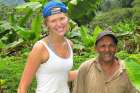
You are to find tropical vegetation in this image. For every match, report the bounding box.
[0,0,140,92]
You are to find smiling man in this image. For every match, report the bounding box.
[73,30,140,93]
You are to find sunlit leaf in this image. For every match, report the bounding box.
[16,2,42,11]
[125,56,140,91]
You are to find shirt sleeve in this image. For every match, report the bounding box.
[72,60,93,93]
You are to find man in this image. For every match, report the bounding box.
[73,31,140,93]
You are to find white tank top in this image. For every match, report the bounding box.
[35,40,73,93]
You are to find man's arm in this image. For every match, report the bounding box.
[72,60,92,93]
[72,68,85,93]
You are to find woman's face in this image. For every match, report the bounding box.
[44,13,68,36]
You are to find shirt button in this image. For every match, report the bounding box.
[105,82,108,84]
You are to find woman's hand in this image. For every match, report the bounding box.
[68,70,78,81]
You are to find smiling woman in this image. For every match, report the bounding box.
[17,1,77,93]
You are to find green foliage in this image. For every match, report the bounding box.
[8,12,16,26]
[125,61,140,91]
[132,7,140,21]
[117,51,140,91]
[79,26,93,47]
[92,26,103,46]
[16,2,42,27]
[5,39,24,51]
[111,20,139,53]
[0,40,6,49]
[0,21,19,45]
[73,52,96,69]
[116,51,128,59]
[100,0,121,12]
[112,19,137,33]
[0,4,15,21]
[0,0,140,92]
[67,24,103,55]
[0,55,36,92]
[99,0,133,12]
[124,55,140,91]
[16,2,42,11]
[0,1,43,55]
[15,26,35,40]
[68,0,101,25]
[0,79,6,93]
[132,0,140,7]
[92,7,140,28]
[27,0,48,6]
[79,25,102,47]
[0,21,36,56]
[19,9,34,27]
[31,13,42,41]
[0,79,6,86]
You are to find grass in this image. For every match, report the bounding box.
[0,55,36,93]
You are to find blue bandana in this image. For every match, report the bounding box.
[42,0,67,17]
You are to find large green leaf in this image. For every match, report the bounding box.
[14,26,35,40]
[40,0,48,6]
[16,2,42,26]
[31,14,42,41]
[16,2,42,11]
[124,54,140,91]
[0,21,12,32]
[92,26,102,46]
[18,8,33,26]
[79,25,103,47]
[79,26,93,47]
[0,40,6,48]
[8,13,16,26]
[5,39,24,49]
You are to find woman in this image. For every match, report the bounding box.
[18,1,77,93]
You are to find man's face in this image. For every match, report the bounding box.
[95,36,117,63]
[44,13,68,36]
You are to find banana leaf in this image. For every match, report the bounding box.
[124,55,140,91]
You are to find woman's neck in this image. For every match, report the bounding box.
[47,35,66,45]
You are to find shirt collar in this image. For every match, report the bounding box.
[94,57,126,73]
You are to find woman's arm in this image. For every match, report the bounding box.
[17,43,48,93]
[67,39,77,81]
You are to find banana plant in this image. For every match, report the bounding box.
[68,0,102,25]
[117,51,140,91]
[16,1,42,27]
[79,25,102,47]
[31,13,42,41]
[124,54,140,91]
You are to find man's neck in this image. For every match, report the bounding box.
[99,58,119,78]
[99,58,115,66]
